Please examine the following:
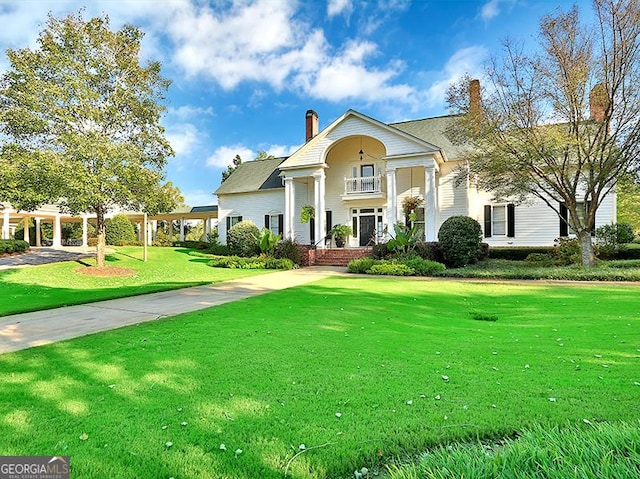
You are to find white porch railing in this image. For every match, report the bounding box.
[344,175,383,195]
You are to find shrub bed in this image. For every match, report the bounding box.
[0,239,30,255]
[347,257,446,276]
[208,255,294,270]
[488,246,556,260]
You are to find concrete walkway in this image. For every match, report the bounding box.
[0,266,347,354]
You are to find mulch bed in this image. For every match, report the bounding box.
[75,266,137,277]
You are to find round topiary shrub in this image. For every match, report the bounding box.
[227,220,260,257]
[105,214,137,245]
[437,216,483,268]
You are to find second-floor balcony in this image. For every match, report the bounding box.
[343,175,384,199]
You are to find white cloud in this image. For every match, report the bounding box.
[327,0,353,18]
[480,0,501,22]
[206,145,255,169]
[167,105,215,121]
[166,123,199,157]
[425,46,488,108]
[263,144,302,158]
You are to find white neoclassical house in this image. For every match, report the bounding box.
[215,108,616,249]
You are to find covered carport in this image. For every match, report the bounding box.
[0,202,218,247]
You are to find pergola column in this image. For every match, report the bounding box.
[52,214,62,247]
[23,216,30,244]
[424,166,437,241]
[179,218,185,241]
[151,220,158,241]
[385,167,397,238]
[82,216,88,247]
[204,217,211,241]
[1,209,9,239]
[35,218,42,246]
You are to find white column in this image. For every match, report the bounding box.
[179,218,185,241]
[35,218,42,246]
[204,217,211,241]
[82,216,88,247]
[386,168,397,238]
[146,218,153,245]
[151,220,158,241]
[23,216,30,244]
[313,170,326,248]
[52,214,62,247]
[1,210,9,239]
[425,166,437,241]
[284,177,295,240]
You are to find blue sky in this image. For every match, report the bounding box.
[0,0,582,207]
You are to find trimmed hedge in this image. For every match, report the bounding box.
[489,247,555,260]
[208,255,294,270]
[347,257,446,276]
[0,239,30,255]
[437,216,483,268]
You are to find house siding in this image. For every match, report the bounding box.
[475,191,617,247]
[218,190,284,244]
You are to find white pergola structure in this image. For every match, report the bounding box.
[0,202,218,247]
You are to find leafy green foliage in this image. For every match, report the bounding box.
[105,214,137,246]
[0,239,29,254]
[437,216,483,268]
[595,222,635,259]
[489,246,556,260]
[387,222,420,256]
[555,237,581,265]
[255,228,281,255]
[227,221,260,257]
[300,205,315,224]
[273,239,303,265]
[208,255,294,270]
[347,257,446,276]
[0,12,175,266]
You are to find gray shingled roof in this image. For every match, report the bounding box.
[389,115,469,160]
[214,157,285,195]
[190,205,218,213]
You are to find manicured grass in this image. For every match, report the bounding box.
[0,246,266,316]
[1,277,639,478]
[439,258,640,281]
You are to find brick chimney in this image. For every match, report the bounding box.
[469,79,481,116]
[305,109,318,142]
[589,83,608,122]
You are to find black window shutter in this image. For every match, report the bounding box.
[310,219,315,243]
[559,203,568,237]
[278,214,284,236]
[226,216,231,233]
[325,211,332,234]
[507,204,515,238]
[238,216,243,222]
[483,205,492,238]
[264,214,270,229]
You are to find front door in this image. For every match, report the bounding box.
[359,215,376,246]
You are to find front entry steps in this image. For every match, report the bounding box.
[313,247,371,267]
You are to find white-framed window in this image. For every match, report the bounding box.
[269,214,281,235]
[484,204,515,238]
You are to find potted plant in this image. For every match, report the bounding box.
[330,224,352,248]
[300,205,315,224]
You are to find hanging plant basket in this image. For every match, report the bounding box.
[300,205,315,224]
[402,196,422,215]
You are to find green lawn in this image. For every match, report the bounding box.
[1,277,638,478]
[0,246,266,316]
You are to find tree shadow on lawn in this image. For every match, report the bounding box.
[1,277,639,477]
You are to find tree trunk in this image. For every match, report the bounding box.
[579,232,595,267]
[95,205,106,268]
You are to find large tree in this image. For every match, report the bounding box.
[447,0,640,266]
[0,12,175,267]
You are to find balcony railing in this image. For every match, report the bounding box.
[344,175,383,195]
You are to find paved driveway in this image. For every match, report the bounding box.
[0,247,95,269]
